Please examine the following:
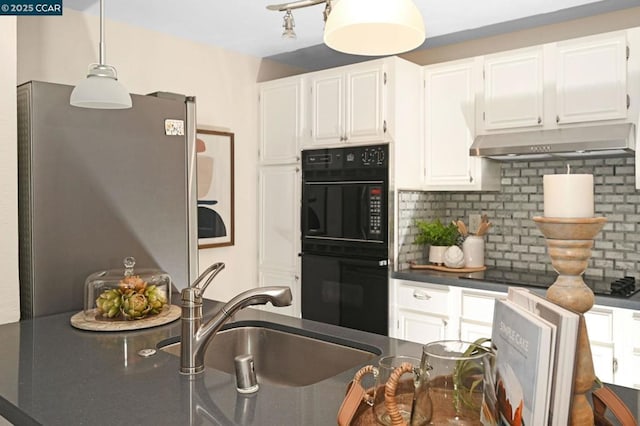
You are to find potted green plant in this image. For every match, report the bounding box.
[414,219,460,264]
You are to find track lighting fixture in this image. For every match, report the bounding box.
[267,0,425,56]
[282,9,296,39]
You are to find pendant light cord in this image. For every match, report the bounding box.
[99,0,106,65]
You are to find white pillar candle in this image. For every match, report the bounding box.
[543,168,594,218]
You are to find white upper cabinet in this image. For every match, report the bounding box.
[259,77,303,164]
[307,61,386,147]
[482,46,544,130]
[423,58,500,191]
[478,31,630,134]
[555,32,628,124]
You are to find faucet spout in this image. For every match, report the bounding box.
[197,286,292,341]
[179,280,292,375]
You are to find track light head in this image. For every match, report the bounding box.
[282,9,296,39]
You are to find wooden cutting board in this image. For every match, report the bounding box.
[409,263,486,273]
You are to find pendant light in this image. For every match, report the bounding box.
[70,0,132,109]
[323,0,425,56]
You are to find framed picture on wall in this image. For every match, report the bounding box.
[196,129,234,248]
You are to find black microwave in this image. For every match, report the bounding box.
[301,144,388,256]
[302,180,386,243]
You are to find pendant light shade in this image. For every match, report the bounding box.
[70,0,132,109]
[70,64,132,109]
[323,0,425,56]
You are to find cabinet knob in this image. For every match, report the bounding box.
[469,172,473,183]
[413,290,431,300]
[537,116,542,124]
[556,115,560,123]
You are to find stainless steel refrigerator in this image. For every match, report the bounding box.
[17,81,199,319]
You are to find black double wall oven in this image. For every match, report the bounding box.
[301,144,389,335]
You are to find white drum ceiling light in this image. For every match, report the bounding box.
[324,0,425,55]
[267,0,426,56]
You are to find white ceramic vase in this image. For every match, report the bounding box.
[462,236,485,267]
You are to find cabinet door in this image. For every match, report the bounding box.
[556,32,628,124]
[632,313,640,389]
[460,321,493,343]
[259,78,303,164]
[585,307,616,384]
[258,165,300,272]
[483,47,544,129]
[345,65,385,143]
[397,308,448,345]
[424,58,499,190]
[459,288,502,342]
[591,343,615,384]
[310,71,344,146]
[259,269,300,317]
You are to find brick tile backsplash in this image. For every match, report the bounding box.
[397,156,638,279]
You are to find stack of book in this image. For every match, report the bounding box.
[491,287,580,426]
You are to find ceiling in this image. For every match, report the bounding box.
[64,0,640,71]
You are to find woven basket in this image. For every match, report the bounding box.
[338,363,418,426]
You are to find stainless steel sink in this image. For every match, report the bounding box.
[158,321,380,387]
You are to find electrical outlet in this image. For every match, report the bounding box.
[469,214,481,235]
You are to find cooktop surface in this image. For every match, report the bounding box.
[465,267,639,299]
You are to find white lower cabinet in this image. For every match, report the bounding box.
[584,306,616,384]
[397,309,448,345]
[391,280,451,344]
[458,288,504,342]
[390,278,639,389]
[390,279,503,344]
[631,313,640,389]
[590,305,640,390]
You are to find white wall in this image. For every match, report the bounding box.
[0,18,20,325]
[16,10,272,302]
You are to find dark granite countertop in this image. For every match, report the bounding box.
[0,297,637,425]
[393,267,640,311]
[0,299,421,425]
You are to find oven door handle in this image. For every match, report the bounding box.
[360,186,368,239]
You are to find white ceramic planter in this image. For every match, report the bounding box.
[428,245,448,265]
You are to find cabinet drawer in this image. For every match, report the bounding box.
[396,283,449,316]
[584,307,614,343]
[461,290,501,323]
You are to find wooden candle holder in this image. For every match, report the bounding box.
[533,216,607,426]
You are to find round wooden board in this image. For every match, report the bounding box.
[409,263,486,273]
[70,304,181,332]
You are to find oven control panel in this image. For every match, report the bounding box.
[303,144,388,170]
[369,186,383,235]
[360,146,386,167]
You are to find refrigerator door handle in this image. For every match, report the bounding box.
[185,96,199,285]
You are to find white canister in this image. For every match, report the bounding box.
[462,236,485,268]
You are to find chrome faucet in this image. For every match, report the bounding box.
[180,262,292,374]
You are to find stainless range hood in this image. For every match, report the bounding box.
[469,123,636,161]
